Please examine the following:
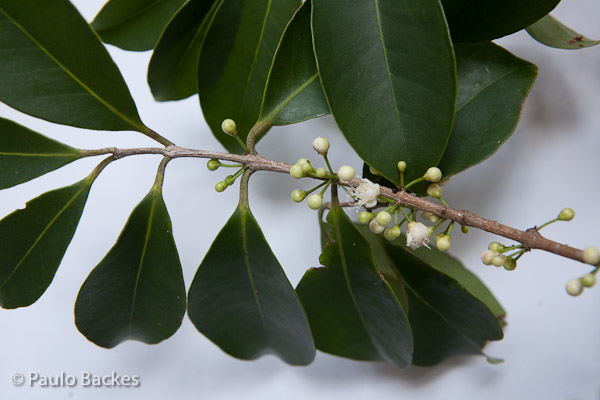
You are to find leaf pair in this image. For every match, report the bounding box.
[298,206,504,367]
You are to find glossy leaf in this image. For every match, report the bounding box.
[148,0,221,101]
[0,175,96,308]
[0,118,83,189]
[442,0,560,43]
[75,185,186,348]
[384,243,503,366]
[92,0,188,51]
[296,206,412,368]
[187,204,315,365]
[258,0,329,126]
[312,0,456,183]
[438,43,538,176]
[0,0,146,132]
[198,0,301,152]
[527,15,600,50]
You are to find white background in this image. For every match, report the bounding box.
[1,1,600,399]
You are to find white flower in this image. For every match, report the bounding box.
[406,221,430,250]
[351,178,380,208]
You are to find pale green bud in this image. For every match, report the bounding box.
[337,165,355,183]
[582,246,600,265]
[375,211,392,227]
[566,279,584,296]
[316,168,328,178]
[307,194,323,210]
[558,208,575,221]
[423,167,442,183]
[358,211,373,224]
[221,119,237,136]
[397,161,407,173]
[290,164,305,179]
[291,189,307,203]
[426,183,442,199]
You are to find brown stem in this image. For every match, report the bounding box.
[107,145,587,265]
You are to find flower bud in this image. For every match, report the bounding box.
[421,211,433,219]
[215,181,227,192]
[488,242,504,252]
[297,158,309,166]
[291,189,307,203]
[436,235,451,251]
[224,175,235,186]
[369,218,385,234]
[307,194,323,210]
[461,225,469,234]
[358,211,373,224]
[566,279,584,296]
[423,167,442,183]
[337,165,355,183]
[503,258,517,271]
[301,160,314,173]
[558,208,575,221]
[375,211,392,227]
[221,119,237,136]
[582,246,600,265]
[491,253,506,267]
[312,137,330,155]
[581,273,596,288]
[316,168,328,178]
[397,161,407,173]
[426,183,442,199]
[384,225,401,241]
[290,164,305,179]
[207,159,220,171]
[481,250,496,265]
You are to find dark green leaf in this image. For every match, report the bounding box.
[296,206,412,368]
[312,0,456,183]
[526,14,600,50]
[197,0,301,152]
[0,175,96,308]
[148,0,220,101]
[92,0,188,51]
[442,0,560,43]
[0,0,147,131]
[438,43,538,176]
[258,0,329,126]
[75,185,186,348]
[187,204,315,365]
[383,243,503,366]
[0,118,83,189]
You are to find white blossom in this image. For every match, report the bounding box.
[406,221,430,250]
[351,178,380,208]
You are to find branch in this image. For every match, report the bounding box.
[105,145,586,265]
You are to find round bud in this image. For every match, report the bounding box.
[215,181,227,192]
[369,218,385,234]
[397,161,407,173]
[423,167,442,183]
[426,183,442,199]
[369,166,381,176]
[491,254,506,267]
[224,175,235,186]
[581,273,596,288]
[566,279,584,296]
[461,225,469,234]
[358,211,373,224]
[221,119,237,136]
[290,164,305,179]
[421,211,433,219]
[291,189,307,203]
[558,208,575,221]
[429,215,440,223]
[337,165,355,183]
[503,258,517,271]
[312,137,330,155]
[488,242,504,252]
[307,194,323,210]
[582,246,600,265]
[384,225,402,241]
[207,159,220,171]
[316,168,328,178]
[301,160,314,173]
[297,158,309,166]
[433,233,444,244]
[437,235,451,252]
[375,211,392,227]
[481,250,496,265]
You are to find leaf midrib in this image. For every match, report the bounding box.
[261,72,319,123]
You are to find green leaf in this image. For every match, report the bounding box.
[92,0,188,51]
[312,0,456,183]
[75,184,186,348]
[0,118,83,189]
[187,204,315,365]
[258,0,329,126]
[148,0,221,101]
[296,206,412,369]
[383,242,503,366]
[438,43,538,177]
[197,0,301,152]
[526,14,600,50]
[442,0,560,43]
[0,170,100,308]
[0,0,147,132]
